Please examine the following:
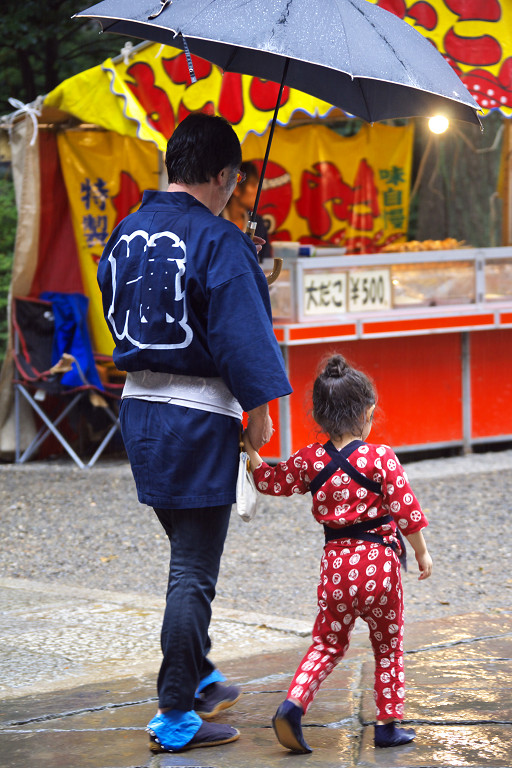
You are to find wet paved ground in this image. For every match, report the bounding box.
[1,450,512,767]
[1,606,511,768]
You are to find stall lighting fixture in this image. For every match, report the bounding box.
[428,115,449,134]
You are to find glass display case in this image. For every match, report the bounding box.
[263,247,512,323]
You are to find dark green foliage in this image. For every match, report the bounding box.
[0,0,137,113]
[0,173,17,364]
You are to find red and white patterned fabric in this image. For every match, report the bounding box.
[288,541,404,718]
[252,441,428,719]
[253,442,428,553]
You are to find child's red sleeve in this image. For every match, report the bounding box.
[378,447,428,535]
[252,450,310,497]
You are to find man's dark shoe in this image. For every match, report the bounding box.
[194,682,241,720]
[272,699,312,754]
[374,722,416,748]
[148,719,240,752]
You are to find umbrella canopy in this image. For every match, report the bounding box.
[76,0,480,125]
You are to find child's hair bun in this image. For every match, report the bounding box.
[324,354,349,378]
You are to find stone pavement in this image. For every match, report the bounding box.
[1,577,511,768]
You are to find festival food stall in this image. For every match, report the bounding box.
[259,244,512,458]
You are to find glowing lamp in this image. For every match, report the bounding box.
[428,115,449,134]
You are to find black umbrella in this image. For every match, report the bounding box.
[76,0,481,279]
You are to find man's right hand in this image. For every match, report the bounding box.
[246,403,273,451]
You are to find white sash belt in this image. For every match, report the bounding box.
[122,370,243,420]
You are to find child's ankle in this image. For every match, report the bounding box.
[287,698,304,712]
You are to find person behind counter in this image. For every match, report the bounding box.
[222,160,272,262]
[243,353,432,753]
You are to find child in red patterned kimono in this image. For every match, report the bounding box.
[243,354,432,752]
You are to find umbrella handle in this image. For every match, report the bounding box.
[246,220,282,286]
[265,258,283,286]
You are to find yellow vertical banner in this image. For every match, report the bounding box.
[57,131,160,354]
[242,123,414,252]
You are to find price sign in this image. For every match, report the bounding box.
[348,269,391,312]
[303,271,347,315]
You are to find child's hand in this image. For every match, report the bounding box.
[415,550,433,580]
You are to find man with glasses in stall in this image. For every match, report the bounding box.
[97,113,291,754]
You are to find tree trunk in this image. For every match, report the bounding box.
[16,50,37,104]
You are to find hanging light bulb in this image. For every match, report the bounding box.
[428,115,449,134]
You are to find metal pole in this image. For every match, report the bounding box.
[461,332,472,455]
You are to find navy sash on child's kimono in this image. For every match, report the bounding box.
[310,440,407,570]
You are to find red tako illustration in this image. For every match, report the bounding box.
[448,56,512,110]
[407,2,437,30]
[126,62,177,138]
[124,52,294,137]
[444,0,501,22]
[112,172,144,228]
[444,28,501,67]
[295,160,381,239]
[352,159,381,232]
[250,78,290,111]
[253,159,294,241]
[296,162,356,238]
[162,53,212,84]
[218,72,244,124]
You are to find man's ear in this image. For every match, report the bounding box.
[215,166,233,186]
[213,168,226,186]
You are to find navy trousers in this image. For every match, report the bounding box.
[154,504,232,710]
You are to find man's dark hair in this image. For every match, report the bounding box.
[166,113,242,185]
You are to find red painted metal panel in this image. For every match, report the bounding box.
[289,323,357,341]
[470,330,512,439]
[363,314,493,336]
[259,397,281,459]
[285,335,463,453]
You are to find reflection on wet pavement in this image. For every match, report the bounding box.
[1,612,512,767]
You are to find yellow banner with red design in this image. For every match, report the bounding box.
[243,123,414,253]
[370,0,512,116]
[45,43,337,149]
[56,130,160,354]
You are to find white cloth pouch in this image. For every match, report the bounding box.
[236,451,258,522]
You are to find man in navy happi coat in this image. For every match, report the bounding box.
[97,114,291,753]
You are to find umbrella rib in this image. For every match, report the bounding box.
[350,1,417,83]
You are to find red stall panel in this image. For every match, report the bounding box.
[471,330,512,439]
[260,397,282,459]
[287,334,463,452]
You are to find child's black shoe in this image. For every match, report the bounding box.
[374,722,416,748]
[272,700,312,754]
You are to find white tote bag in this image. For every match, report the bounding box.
[235,450,258,522]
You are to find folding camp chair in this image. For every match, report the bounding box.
[12,295,123,468]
